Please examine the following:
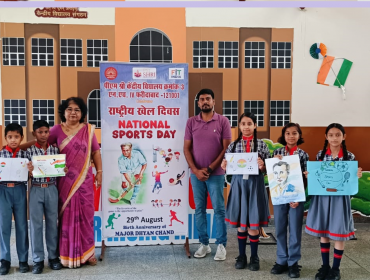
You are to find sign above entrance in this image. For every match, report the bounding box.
[34,8,88,19]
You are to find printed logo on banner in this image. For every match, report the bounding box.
[105,67,117,80]
[169,68,184,79]
[132,68,157,79]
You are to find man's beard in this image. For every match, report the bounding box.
[201,106,213,113]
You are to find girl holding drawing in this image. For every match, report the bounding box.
[305,123,362,280]
[221,112,270,270]
[270,123,309,278]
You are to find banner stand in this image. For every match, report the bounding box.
[184,238,191,258]
[98,62,190,256]
[99,240,106,261]
[99,238,190,260]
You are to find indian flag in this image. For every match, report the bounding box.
[317,56,353,88]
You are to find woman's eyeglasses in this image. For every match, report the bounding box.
[66,108,81,113]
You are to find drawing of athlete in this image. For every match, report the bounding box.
[169,210,184,226]
[152,170,168,193]
[105,213,120,229]
[174,151,180,161]
[117,143,147,205]
[160,150,166,158]
[176,171,185,186]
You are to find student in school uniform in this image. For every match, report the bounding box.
[270,123,309,278]
[0,123,29,275]
[221,112,271,271]
[305,123,362,280]
[26,120,64,274]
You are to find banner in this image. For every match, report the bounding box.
[100,62,189,245]
[93,167,103,247]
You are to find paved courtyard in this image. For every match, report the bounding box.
[2,222,370,280]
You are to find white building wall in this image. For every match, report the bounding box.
[186,8,370,127]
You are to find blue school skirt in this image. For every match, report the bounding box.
[305,195,355,241]
[225,174,270,231]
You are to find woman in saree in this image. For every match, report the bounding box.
[48,97,102,268]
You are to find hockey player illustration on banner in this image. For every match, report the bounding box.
[109,143,147,204]
[105,213,121,229]
[169,210,184,226]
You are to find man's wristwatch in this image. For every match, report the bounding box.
[207,166,213,174]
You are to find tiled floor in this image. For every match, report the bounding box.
[2,223,370,279]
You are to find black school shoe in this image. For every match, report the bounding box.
[19,262,30,273]
[288,262,302,278]
[235,255,247,269]
[325,268,341,280]
[248,256,260,271]
[49,258,63,270]
[0,259,11,275]
[271,262,289,274]
[32,261,44,274]
[315,265,331,280]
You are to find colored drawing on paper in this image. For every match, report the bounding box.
[32,154,66,178]
[225,153,258,175]
[307,161,358,196]
[265,155,305,205]
[0,158,29,181]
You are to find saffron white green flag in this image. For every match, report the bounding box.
[317,56,353,88]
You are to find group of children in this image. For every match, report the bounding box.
[0,120,64,275]
[0,113,361,280]
[221,112,362,280]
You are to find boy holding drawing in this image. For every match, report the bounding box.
[0,123,29,275]
[26,120,64,274]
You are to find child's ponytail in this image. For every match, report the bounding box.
[319,140,328,161]
[341,140,349,160]
[253,125,258,153]
[231,132,243,153]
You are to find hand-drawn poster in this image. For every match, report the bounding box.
[0,158,28,181]
[31,154,66,178]
[100,62,189,246]
[225,153,259,175]
[265,155,306,205]
[307,161,358,195]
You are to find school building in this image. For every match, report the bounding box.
[1,7,370,170]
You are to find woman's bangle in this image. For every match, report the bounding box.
[96,170,103,173]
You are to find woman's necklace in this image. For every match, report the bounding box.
[63,122,80,133]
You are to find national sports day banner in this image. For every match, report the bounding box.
[99,62,189,245]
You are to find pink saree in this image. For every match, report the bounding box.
[51,123,96,268]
